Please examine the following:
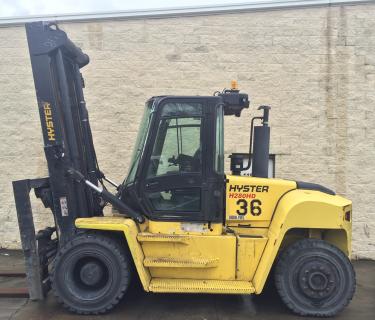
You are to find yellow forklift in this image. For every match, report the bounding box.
[13,22,355,317]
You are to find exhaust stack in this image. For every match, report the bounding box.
[252,106,271,178]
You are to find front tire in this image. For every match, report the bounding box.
[51,232,131,314]
[275,239,355,317]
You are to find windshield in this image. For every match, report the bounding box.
[124,101,154,185]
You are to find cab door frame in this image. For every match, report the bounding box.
[136,96,224,223]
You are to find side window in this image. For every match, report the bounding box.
[145,102,203,214]
[147,103,203,178]
[147,188,201,212]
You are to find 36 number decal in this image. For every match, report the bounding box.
[250,199,262,216]
[236,199,262,216]
[236,199,248,215]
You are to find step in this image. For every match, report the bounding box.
[137,233,189,244]
[144,257,219,268]
[149,278,255,294]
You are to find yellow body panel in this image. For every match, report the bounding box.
[139,232,237,280]
[235,235,268,280]
[226,175,296,227]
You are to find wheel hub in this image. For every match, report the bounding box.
[298,261,336,299]
[308,272,328,290]
[79,261,104,286]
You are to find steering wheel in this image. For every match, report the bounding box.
[168,155,178,166]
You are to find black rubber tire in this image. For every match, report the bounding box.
[51,232,131,314]
[274,239,355,317]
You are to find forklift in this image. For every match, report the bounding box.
[13,21,355,317]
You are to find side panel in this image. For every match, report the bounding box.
[226,175,296,227]
[75,217,151,290]
[252,189,352,293]
[139,232,237,280]
[236,236,267,281]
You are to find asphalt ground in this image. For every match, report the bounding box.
[1,250,374,320]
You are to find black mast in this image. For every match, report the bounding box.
[25,21,103,243]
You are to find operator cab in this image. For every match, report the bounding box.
[120,86,249,223]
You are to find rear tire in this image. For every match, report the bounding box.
[275,239,355,317]
[51,232,131,314]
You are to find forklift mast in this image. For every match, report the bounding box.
[13,22,148,299]
[12,21,105,299]
[25,21,103,241]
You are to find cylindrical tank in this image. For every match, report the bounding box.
[252,125,270,178]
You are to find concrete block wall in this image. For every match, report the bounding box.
[0,3,374,259]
